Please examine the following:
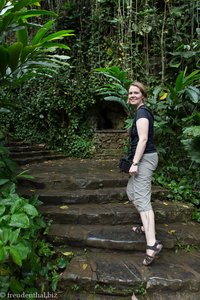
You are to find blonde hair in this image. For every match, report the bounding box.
[129,81,147,99]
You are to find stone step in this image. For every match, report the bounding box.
[40,200,193,225]
[60,249,200,297]
[6,140,34,147]
[18,186,167,205]
[10,150,54,158]
[14,154,66,165]
[61,290,200,300]
[47,222,200,250]
[17,157,168,191]
[17,157,129,188]
[94,148,123,158]
[8,144,46,152]
[17,160,129,190]
[17,175,128,190]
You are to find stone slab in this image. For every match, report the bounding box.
[40,200,193,225]
[47,223,182,250]
[48,221,200,250]
[60,291,200,300]
[60,250,200,296]
[18,185,168,206]
[17,158,167,193]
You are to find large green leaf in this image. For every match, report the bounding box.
[23,203,38,217]
[13,242,30,260]
[9,213,30,228]
[0,0,6,11]
[41,42,71,50]
[11,0,42,12]
[186,86,200,103]
[0,227,10,243]
[184,70,200,86]
[16,9,57,20]
[0,45,8,76]
[9,229,21,245]
[39,30,74,44]
[95,66,130,84]
[7,42,23,71]
[175,70,184,92]
[10,246,22,266]
[0,245,7,262]
[16,27,28,46]
[20,45,36,62]
[31,20,54,45]
[10,198,23,214]
[0,16,13,38]
[0,0,73,91]
[95,68,121,83]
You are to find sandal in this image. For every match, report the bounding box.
[132,225,145,234]
[143,240,163,266]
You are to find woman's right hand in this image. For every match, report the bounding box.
[129,164,138,176]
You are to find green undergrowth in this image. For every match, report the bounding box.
[0,183,71,295]
[153,159,200,222]
[0,135,72,295]
[67,283,146,297]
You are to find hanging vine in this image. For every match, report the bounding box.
[160,0,167,83]
[40,0,200,82]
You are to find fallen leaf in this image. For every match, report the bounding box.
[160,92,168,100]
[62,251,74,257]
[60,205,69,209]
[163,202,168,206]
[82,263,88,270]
[168,230,176,234]
[182,205,189,208]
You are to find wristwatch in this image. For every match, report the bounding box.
[132,162,138,166]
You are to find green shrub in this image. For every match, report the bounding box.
[5,68,96,157]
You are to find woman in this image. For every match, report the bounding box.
[126,81,163,266]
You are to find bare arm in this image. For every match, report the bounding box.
[129,118,149,175]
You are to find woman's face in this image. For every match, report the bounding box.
[128,85,144,107]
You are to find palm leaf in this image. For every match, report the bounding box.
[16,9,57,19]
[11,0,42,12]
[31,20,54,45]
[40,42,71,50]
[39,30,74,43]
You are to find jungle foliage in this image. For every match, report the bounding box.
[0,136,68,293]
[0,0,73,294]
[0,1,200,213]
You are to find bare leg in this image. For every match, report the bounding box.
[140,209,156,245]
[131,293,138,300]
[140,209,162,263]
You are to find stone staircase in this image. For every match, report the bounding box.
[7,139,66,165]
[17,158,200,300]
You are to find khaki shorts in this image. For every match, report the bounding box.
[126,152,158,212]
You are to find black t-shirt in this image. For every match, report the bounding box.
[128,105,156,158]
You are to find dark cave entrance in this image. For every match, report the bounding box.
[95,102,127,130]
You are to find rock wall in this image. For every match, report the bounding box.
[93,130,128,158]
